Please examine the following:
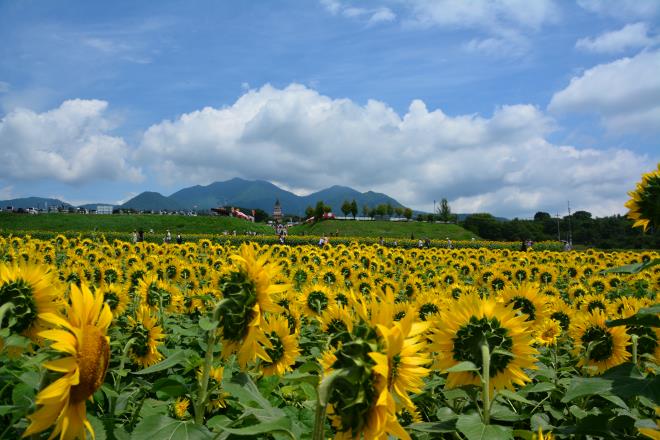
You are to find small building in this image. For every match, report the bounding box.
[273,199,283,223]
[96,205,113,215]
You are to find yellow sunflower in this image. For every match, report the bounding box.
[126,305,165,368]
[300,284,333,316]
[260,315,301,376]
[414,290,444,322]
[0,262,63,341]
[432,294,538,393]
[96,283,129,319]
[499,282,550,330]
[569,310,630,375]
[373,313,430,411]
[23,283,112,440]
[218,244,287,368]
[172,397,191,420]
[625,162,660,232]
[536,319,562,346]
[317,303,354,345]
[137,274,181,313]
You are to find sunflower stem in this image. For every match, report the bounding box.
[111,337,136,417]
[481,342,491,425]
[194,329,217,425]
[311,400,327,440]
[632,334,638,365]
[194,333,216,424]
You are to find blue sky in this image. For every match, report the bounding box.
[1,0,659,217]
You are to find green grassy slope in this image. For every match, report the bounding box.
[289,220,478,240]
[0,213,273,235]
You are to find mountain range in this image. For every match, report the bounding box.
[1,178,405,216]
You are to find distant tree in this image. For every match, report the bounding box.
[362,205,369,217]
[341,200,352,217]
[323,205,332,214]
[403,207,413,220]
[462,213,503,239]
[252,208,269,222]
[386,203,394,216]
[314,201,326,221]
[376,204,387,216]
[369,207,377,217]
[534,212,551,222]
[350,199,358,219]
[572,211,592,220]
[305,205,314,220]
[394,207,404,216]
[438,198,452,222]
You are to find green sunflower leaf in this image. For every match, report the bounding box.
[496,389,536,405]
[207,417,295,438]
[133,350,188,375]
[444,361,480,373]
[409,420,458,433]
[456,413,513,440]
[198,316,218,331]
[606,304,660,328]
[131,415,212,440]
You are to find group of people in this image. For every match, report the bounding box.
[131,229,182,244]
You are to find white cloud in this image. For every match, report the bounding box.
[405,0,558,30]
[320,0,341,15]
[577,0,660,19]
[576,22,657,53]
[0,99,143,184]
[137,83,649,217]
[549,50,660,135]
[405,0,558,56]
[369,7,396,24]
[464,30,529,57]
[320,0,396,24]
[320,0,557,56]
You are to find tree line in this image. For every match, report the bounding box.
[461,211,660,249]
[304,199,414,221]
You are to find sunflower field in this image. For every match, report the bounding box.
[0,235,658,440]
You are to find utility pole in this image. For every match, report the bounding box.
[556,212,561,242]
[567,201,573,246]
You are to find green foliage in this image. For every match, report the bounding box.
[461,211,660,249]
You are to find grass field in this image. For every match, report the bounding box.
[288,219,477,240]
[0,213,273,235]
[0,213,479,241]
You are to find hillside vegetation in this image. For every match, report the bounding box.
[0,213,273,235]
[0,213,479,241]
[289,219,477,240]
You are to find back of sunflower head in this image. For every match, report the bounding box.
[625,163,660,233]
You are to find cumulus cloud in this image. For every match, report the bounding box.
[549,50,660,135]
[576,22,657,53]
[137,83,649,217]
[577,0,660,19]
[0,99,143,184]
